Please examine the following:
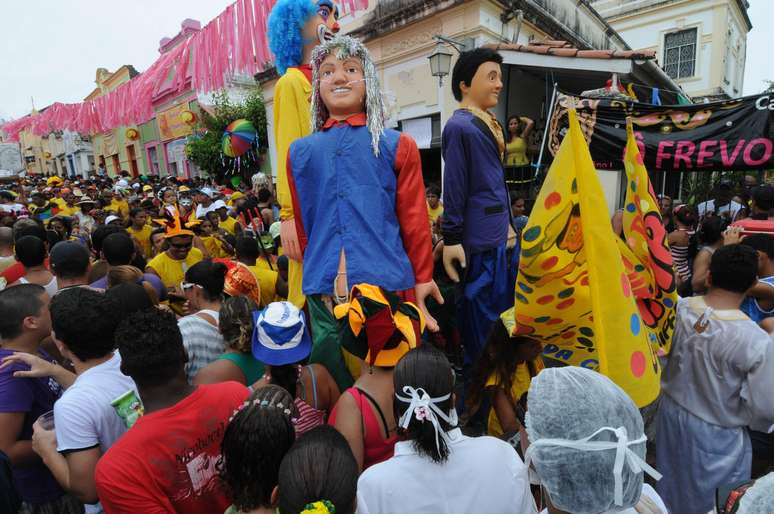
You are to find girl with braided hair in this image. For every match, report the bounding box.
[220,385,298,514]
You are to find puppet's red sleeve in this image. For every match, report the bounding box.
[286,152,308,253]
[394,132,433,284]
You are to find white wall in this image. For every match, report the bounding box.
[598,0,748,98]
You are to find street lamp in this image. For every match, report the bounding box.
[428,41,453,88]
[428,35,470,88]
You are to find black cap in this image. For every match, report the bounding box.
[49,241,90,276]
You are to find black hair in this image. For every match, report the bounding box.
[220,385,297,512]
[50,288,119,361]
[451,47,503,102]
[743,234,774,260]
[50,242,90,279]
[0,284,46,339]
[277,255,289,272]
[46,230,62,249]
[270,363,303,398]
[102,232,135,266]
[116,307,186,387]
[673,205,697,227]
[236,236,260,262]
[13,222,46,243]
[105,283,154,326]
[257,188,272,203]
[506,114,526,142]
[393,345,456,463]
[425,184,441,197]
[709,244,758,293]
[15,235,46,267]
[129,207,146,219]
[92,224,126,256]
[278,425,358,514]
[467,320,540,415]
[752,185,774,213]
[697,215,724,246]
[184,259,227,301]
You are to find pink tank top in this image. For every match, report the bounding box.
[329,387,398,470]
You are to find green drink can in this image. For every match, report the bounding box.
[111,389,144,428]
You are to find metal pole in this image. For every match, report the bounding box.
[536,82,558,173]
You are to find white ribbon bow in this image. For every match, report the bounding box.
[524,426,662,507]
[395,386,458,455]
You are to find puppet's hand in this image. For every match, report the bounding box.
[442,244,466,283]
[281,219,303,262]
[415,280,443,333]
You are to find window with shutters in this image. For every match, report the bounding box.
[663,28,697,79]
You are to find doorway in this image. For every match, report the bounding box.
[127,145,139,177]
[111,154,121,176]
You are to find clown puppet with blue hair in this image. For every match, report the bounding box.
[268,0,340,312]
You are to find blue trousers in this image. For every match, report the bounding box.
[457,244,518,367]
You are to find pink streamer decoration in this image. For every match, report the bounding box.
[0,0,368,141]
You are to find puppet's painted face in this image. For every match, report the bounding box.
[303,1,340,47]
[460,61,503,110]
[319,53,366,118]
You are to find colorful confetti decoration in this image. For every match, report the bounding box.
[514,109,660,407]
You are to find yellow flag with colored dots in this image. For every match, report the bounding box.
[514,109,660,407]
[618,118,678,356]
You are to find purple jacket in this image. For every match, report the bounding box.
[441,109,511,253]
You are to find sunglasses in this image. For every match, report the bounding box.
[181,282,202,291]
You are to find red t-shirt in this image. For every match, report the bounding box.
[95,382,249,514]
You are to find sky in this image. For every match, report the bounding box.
[0,0,772,121]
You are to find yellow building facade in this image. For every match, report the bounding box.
[85,66,147,177]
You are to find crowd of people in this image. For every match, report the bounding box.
[2,33,774,514]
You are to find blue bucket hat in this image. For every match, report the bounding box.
[251,301,313,366]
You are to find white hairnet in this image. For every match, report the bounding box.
[524,367,659,514]
[738,472,774,513]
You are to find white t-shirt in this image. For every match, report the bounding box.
[357,428,537,514]
[195,203,213,219]
[54,351,137,454]
[697,199,743,220]
[54,351,137,514]
[538,484,667,514]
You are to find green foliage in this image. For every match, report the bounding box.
[185,87,268,183]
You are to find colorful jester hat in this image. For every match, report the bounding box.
[311,35,386,156]
[153,206,194,239]
[333,284,425,367]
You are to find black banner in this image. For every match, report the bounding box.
[548,92,774,172]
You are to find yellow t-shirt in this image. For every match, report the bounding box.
[146,247,204,289]
[485,359,544,437]
[52,197,68,210]
[58,204,79,217]
[248,265,278,307]
[127,224,153,257]
[200,236,230,259]
[107,199,129,218]
[219,216,239,236]
[427,202,444,224]
[505,137,529,167]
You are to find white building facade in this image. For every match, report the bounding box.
[591,0,752,100]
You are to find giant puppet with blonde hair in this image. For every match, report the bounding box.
[268,0,340,310]
[285,36,443,390]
